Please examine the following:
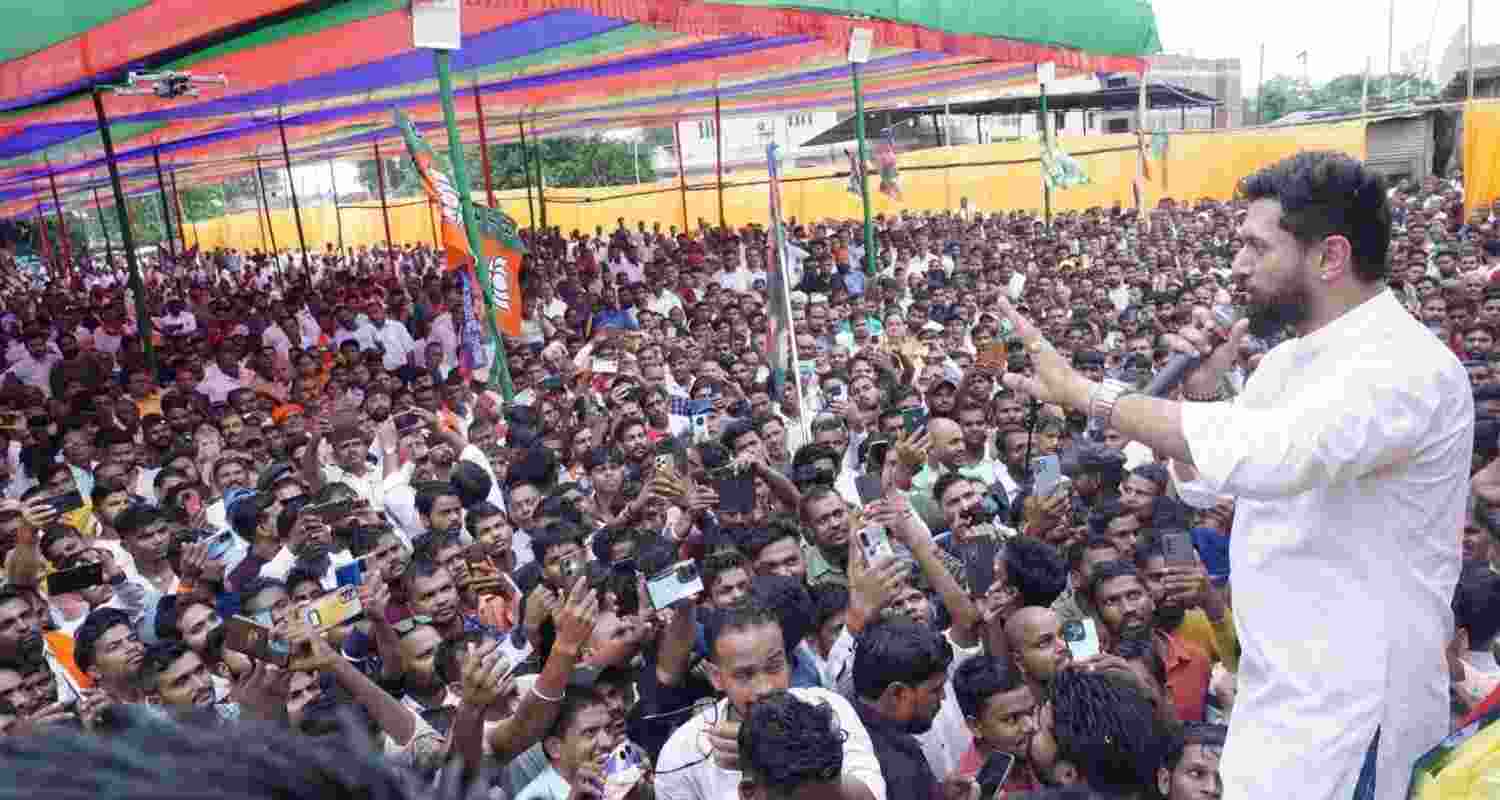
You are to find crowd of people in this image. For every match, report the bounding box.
[0,154,1494,800]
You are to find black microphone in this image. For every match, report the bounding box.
[1141,305,1237,398]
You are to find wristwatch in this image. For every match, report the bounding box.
[1086,378,1135,438]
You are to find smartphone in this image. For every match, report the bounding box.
[646,560,704,610]
[865,440,891,474]
[222,616,291,667]
[47,561,104,595]
[335,556,370,588]
[591,358,619,375]
[716,475,756,514]
[1061,618,1101,660]
[44,492,84,515]
[962,538,1001,598]
[854,474,884,506]
[901,406,928,436]
[1161,531,1196,566]
[305,499,355,524]
[202,529,237,562]
[690,413,711,444]
[303,584,363,629]
[858,526,895,563]
[826,383,847,404]
[977,751,1017,800]
[1031,455,1063,498]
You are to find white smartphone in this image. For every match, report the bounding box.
[1062,618,1100,660]
[858,526,895,563]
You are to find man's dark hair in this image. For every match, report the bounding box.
[464,501,505,534]
[751,575,815,657]
[1240,151,1392,282]
[703,550,750,594]
[544,688,608,746]
[1087,560,1144,605]
[414,483,460,519]
[0,720,446,800]
[737,690,845,795]
[140,640,195,691]
[1048,670,1165,794]
[74,608,134,674]
[810,583,849,631]
[952,653,1027,720]
[852,617,953,701]
[349,525,398,557]
[1067,535,1122,573]
[1162,722,1228,774]
[736,518,800,562]
[1453,568,1500,649]
[529,522,586,566]
[703,598,782,664]
[931,471,979,509]
[720,419,757,453]
[1001,537,1068,607]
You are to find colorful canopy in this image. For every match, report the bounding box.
[0,0,1160,219]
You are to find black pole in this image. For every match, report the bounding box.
[45,168,72,277]
[92,87,152,371]
[92,186,114,267]
[328,159,343,256]
[531,116,547,230]
[276,111,310,278]
[518,119,535,229]
[152,148,176,259]
[169,170,188,253]
[373,141,394,272]
[255,158,282,271]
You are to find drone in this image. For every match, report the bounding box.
[112,71,228,99]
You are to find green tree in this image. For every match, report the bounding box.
[355,156,421,199]
[1252,71,1441,124]
[179,184,224,222]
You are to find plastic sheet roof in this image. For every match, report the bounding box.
[0,0,1160,219]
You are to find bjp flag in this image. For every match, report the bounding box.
[472,206,525,337]
[394,110,471,271]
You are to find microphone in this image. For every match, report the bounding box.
[1141,305,1237,398]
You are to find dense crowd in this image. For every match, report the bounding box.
[0,165,1495,800]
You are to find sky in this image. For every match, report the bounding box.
[1151,0,1497,90]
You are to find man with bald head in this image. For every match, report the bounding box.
[1005,606,1071,694]
[910,416,1002,529]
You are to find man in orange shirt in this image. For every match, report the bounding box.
[1089,560,1212,723]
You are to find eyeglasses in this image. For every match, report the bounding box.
[391,615,434,636]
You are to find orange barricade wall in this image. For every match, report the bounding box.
[185,122,1369,251]
[1464,99,1500,223]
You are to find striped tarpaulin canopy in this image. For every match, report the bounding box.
[0,0,1160,218]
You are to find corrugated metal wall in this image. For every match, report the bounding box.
[1365,115,1432,181]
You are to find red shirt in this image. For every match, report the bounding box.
[1160,629,1212,723]
[956,744,1039,796]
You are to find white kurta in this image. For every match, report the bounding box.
[1175,289,1470,800]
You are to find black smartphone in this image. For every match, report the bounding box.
[977,751,1017,800]
[47,561,104,595]
[1161,530,1196,566]
[45,492,84,514]
[305,499,355,523]
[716,475,756,514]
[865,440,891,474]
[962,538,1001,599]
[901,407,928,436]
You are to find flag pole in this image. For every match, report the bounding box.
[373,140,395,272]
[92,186,114,267]
[768,143,809,445]
[851,62,876,276]
[434,49,514,399]
[152,148,176,259]
[276,109,311,279]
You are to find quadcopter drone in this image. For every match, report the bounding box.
[112,71,229,99]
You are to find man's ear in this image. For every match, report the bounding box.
[1157,766,1171,798]
[702,659,722,694]
[543,734,563,764]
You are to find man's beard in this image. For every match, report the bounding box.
[1242,276,1310,339]
[1153,604,1186,632]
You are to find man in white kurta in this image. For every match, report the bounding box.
[1174,288,1470,800]
[990,152,1471,800]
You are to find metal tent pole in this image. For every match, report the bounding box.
[850,62,876,276]
[92,186,114,267]
[170,169,187,252]
[92,88,152,370]
[373,140,395,271]
[1041,79,1052,229]
[531,114,547,230]
[435,50,514,398]
[474,86,497,208]
[518,119,535,229]
[673,121,689,233]
[714,90,726,230]
[328,159,344,255]
[151,148,176,259]
[45,166,73,280]
[255,158,282,274]
[276,110,310,278]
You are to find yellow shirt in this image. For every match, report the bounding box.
[1176,607,1240,673]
